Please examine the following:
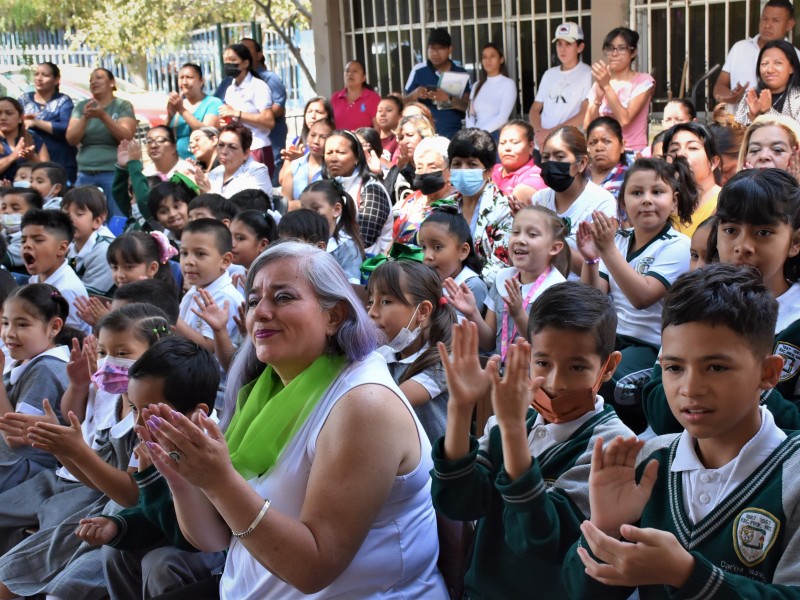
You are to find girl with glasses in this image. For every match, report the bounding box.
[584,27,654,153]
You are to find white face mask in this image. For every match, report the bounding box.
[43,186,58,201]
[379,304,422,359]
[1,213,22,234]
[12,180,30,189]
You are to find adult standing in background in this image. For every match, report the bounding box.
[713,0,798,113]
[66,68,137,216]
[529,23,593,151]
[465,43,517,140]
[733,40,800,125]
[240,38,288,182]
[331,60,381,131]
[405,28,471,139]
[219,44,275,175]
[168,63,222,159]
[585,27,654,153]
[19,62,78,185]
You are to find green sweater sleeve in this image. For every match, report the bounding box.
[642,363,683,435]
[668,551,800,599]
[107,466,196,552]
[127,160,153,220]
[112,166,132,218]
[762,387,800,430]
[430,435,497,522]
[495,459,587,564]
[561,534,637,599]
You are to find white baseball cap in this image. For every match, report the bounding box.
[553,22,584,43]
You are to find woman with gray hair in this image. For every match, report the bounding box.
[392,135,455,246]
[141,241,447,599]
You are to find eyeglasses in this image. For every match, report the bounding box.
[603,45,632,55]
[217,141,242,151]
[145,136,171,146]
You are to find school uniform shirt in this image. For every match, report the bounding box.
[774,282,800,400]
[330,87,381,131]
[533,62,593,137]
[485,266,566,356]
[599,224,690,346]
[29,261,91,334]
[452,265,488,316]
[223,73,272,150]
[42,196,62,211]
[380,343,448,443]
[532,181,617,281]
[431,399,633,599]
[327,233,363,284]
[178,270,244,342]
[67,227,115,297]
[4,231,22,268]
[562,408,800,599]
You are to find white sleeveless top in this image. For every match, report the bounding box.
[220,352,448,599]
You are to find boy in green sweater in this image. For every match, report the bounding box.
[565,263,800,599]
[76,336,225,599]
[431,282,634,599]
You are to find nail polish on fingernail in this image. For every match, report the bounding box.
[170,410,182,420]
[146,418,159,430]
[145,441,156,450]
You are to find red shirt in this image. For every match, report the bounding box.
[331,87,381,131]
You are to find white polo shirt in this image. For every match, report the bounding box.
[599,224,690,346]
[30,261,91,334]
[178,270,244,342]
[223,73,273,150]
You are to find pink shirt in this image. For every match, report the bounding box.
[331,87,381,131]
[491,159,547,196]
[588,72,655,151]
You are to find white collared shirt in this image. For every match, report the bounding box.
[526,396,606,456]
[672,407,786,524]
[378,343,442,399]
[178,270,244,341]
[208,156,273,199]
[223,73,273,150]
[30,261,91,333]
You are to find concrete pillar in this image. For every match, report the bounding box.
[311,0,345,97]
[590,0,630,61]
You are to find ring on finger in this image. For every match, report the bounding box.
[168,450,182,463]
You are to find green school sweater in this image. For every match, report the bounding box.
[643,322,800,435]
[562,432,800,599]
[106,465,196,553]
[431,404,632,599]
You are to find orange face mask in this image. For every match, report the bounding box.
[531,356,612,424]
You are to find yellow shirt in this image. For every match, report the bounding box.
[675,189,719,238]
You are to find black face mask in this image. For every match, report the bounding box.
[223,63,242,78]
[541,161,576,193]
[413,171,447,195]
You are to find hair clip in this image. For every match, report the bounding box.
[150,231,179,264]
[51,291,60,298]
[560,216,572,232]
[438,296,448,307]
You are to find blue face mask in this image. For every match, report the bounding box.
[450,168,487,197]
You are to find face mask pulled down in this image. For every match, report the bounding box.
[377,305,421,360]
[531,356,611,424]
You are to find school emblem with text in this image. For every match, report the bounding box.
[733,509,780,567]
[636,257,654,275]
[775,342,800,382]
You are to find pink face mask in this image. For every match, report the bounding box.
[531,356,612,424]
[91,356,137,394]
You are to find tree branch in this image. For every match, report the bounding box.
[289,0,312,23]
[256,0,316,91]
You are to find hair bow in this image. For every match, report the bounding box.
[150,231,179,264]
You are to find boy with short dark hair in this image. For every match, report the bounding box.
[76,336,225,599]
[111,279,180,325]
[187,193,238,226]
[29,162,69,210]
[22,209,90,333]
[176,218,243,356]
[564,263,800,598]
[431,282,633,598]
[62,185,115,297]
[1,188,44,270]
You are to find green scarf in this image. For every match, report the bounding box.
[225,354,346,478]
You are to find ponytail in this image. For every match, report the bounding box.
[5,284,85,346]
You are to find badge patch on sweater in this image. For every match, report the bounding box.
[775,342,800,382]
[733,509,780,567]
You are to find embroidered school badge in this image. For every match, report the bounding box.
[636,257,655,275]
[733,509,780,567]
[775,342,800,382]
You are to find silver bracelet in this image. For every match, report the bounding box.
[232,499,271,538]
